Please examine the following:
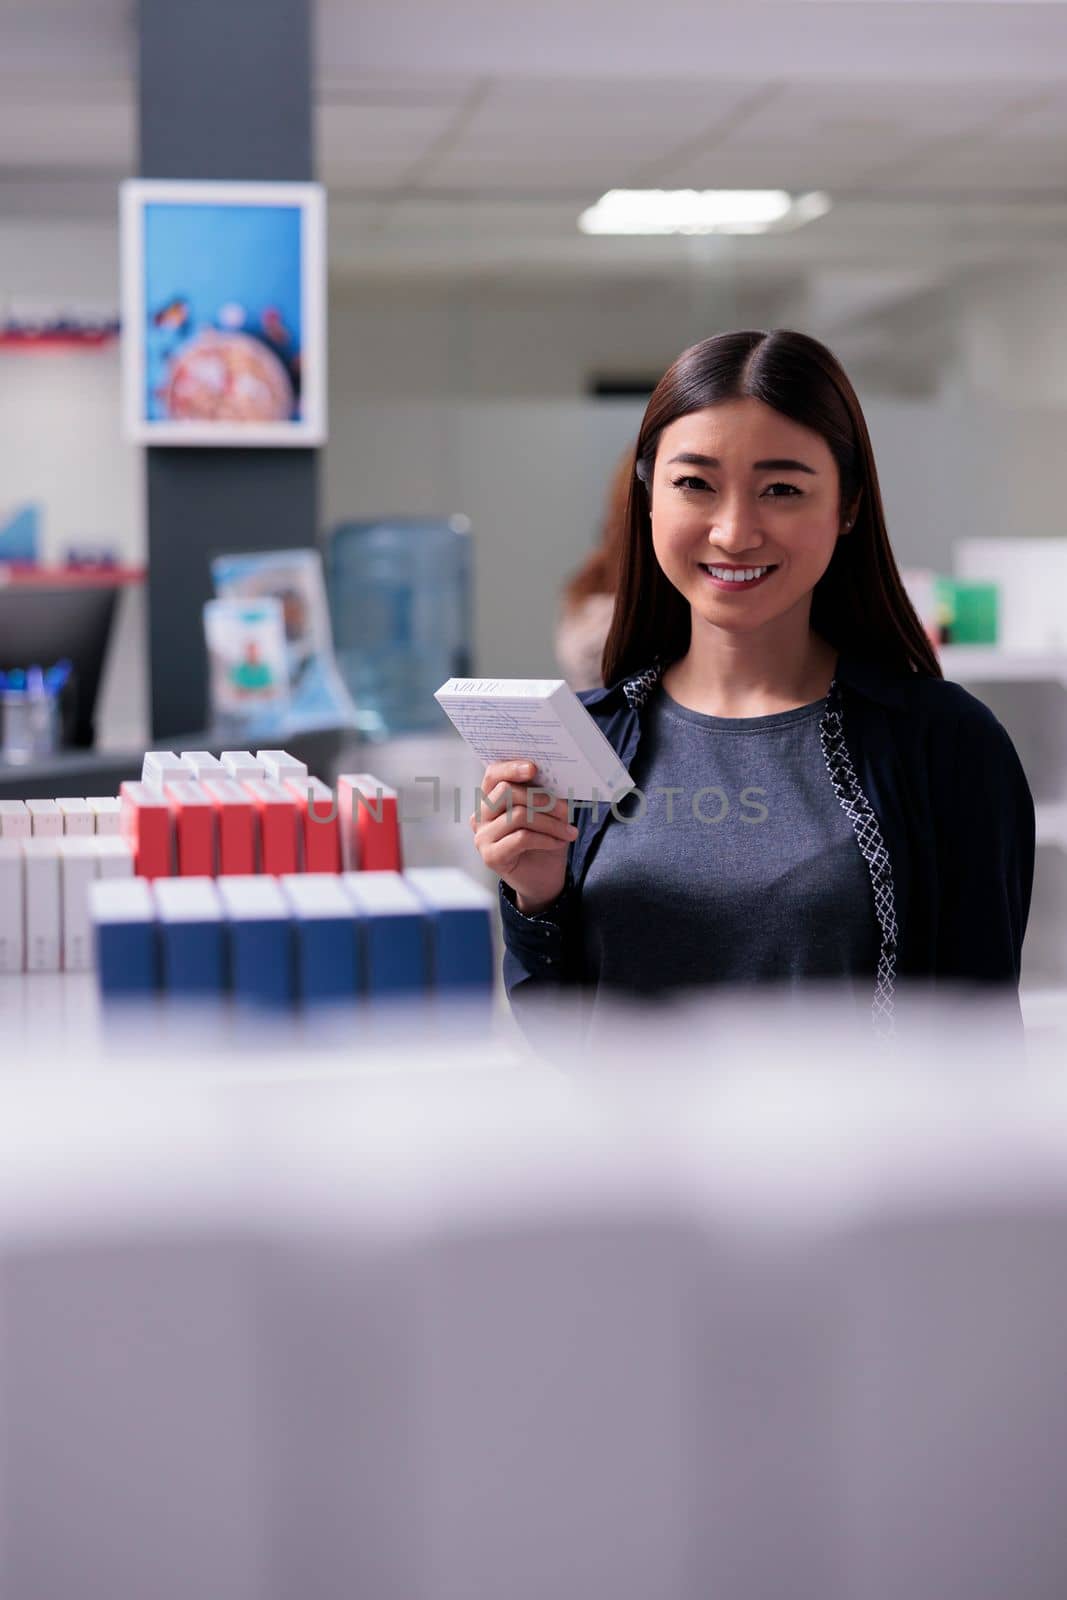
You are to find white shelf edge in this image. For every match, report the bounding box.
[938,646,1067,684]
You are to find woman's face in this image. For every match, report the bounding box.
[649,397,851,632]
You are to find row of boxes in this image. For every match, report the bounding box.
[0,835,134,974]
[119,772,400,878]
[1,770,401,883]
[0,754,408,978]
[0,797,121,839]
[142,749,310,788]
[90,869,494,1007]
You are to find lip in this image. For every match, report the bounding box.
[699,563,778,592]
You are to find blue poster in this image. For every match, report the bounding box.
[143,202,304,424]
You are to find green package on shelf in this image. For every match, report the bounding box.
[934,578,999,645]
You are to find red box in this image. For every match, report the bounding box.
[241,779,299,876]
[283,776,341,873]
[164,779,217,876]
[119,781,173,879]
[201,777,257,875]
[337,773,402,872]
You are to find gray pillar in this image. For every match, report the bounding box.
[138,0,317,737]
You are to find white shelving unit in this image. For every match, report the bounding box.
[937,646,1067,992]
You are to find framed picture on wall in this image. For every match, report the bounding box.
[120,178,327,447]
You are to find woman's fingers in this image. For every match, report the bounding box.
[481,829,572,875]
[481,759,537,791]
[468,783,572,833]
[475,804,578,848]
[483,783,571,818]
[483,784,566,819]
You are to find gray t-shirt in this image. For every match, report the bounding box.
[580,683,882,1006]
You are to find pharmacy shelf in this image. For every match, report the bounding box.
[1035,804,1067,850]
[938,646,1067,684]
[934,649,1067,979]
[936,652,1067,846]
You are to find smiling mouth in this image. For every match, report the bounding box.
[698,563,778,590]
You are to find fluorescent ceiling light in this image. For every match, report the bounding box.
[578,189,831,236]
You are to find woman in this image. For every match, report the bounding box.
[471,330,1035,1040]
[554,447,633,692]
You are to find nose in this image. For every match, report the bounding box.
[705,493,767,560]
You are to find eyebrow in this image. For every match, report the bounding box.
[666,452,818,475]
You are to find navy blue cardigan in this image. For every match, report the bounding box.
[498,653,1036,1038]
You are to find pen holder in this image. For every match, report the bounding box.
[2,687,60,765]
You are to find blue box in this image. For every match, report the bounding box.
[405,868,494,993]
[279,875,361,1006]
[89,879,160,997]
[342,872,428,998]
[217,877,295,1009]
[154,878,226,998]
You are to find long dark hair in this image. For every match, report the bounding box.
[601,329,942,687]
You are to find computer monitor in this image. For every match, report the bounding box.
[0,584,119,748]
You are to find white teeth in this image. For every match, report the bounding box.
[704,565,772,582]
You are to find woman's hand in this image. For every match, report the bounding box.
[469,760,578,915]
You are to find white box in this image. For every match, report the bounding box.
[0,800,31,841]
[0,840,24,973]
[141,751,186,788]
[26,799,62,839]
[404,867,495,912]
[59,837,99,972]
[220,751,265,781]
[88,877,155,923]
[22,839,61,972]
[280,874,352,917]
[434,677,634,803]
[256,749,308,784]
[179,751,225,779]
[341,871,422,917]
[216,876,289,919]
[56,797,95,837]
[153,877,223,921]
[87,797,122,836]
[93,837,135,878]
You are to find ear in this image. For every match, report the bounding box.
[840,495,861,534]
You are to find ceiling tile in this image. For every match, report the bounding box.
[711,79,1030,142]
[318,72,482,108]
[318,102,458,165]
[0,100,134,169]
[314,0,1067,85]
[323,163,422,192]
[463,76,757,124]
[418,157,639,193]
[655,149,884,191]
[994,89,1067,142]
[886,142,1067,189]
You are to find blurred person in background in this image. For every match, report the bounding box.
[472,329,1035,1042]
[554,447,632,691]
